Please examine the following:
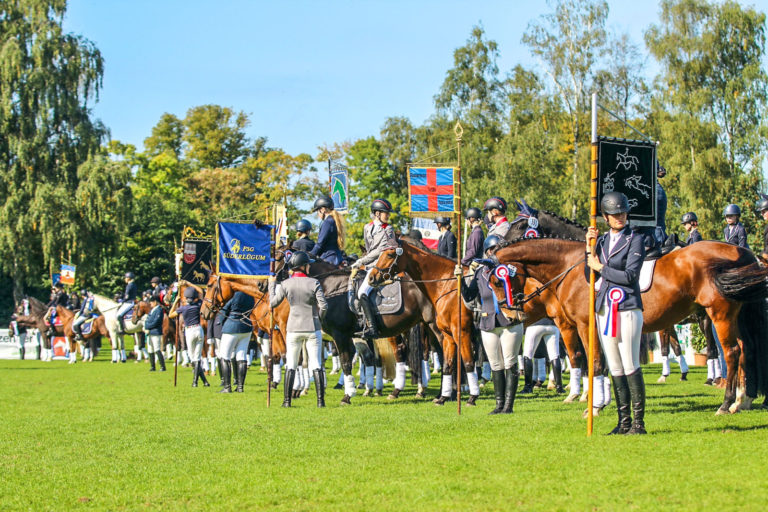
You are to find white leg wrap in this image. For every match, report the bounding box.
[466,370,480,396]
[394,362,407,390]
[713,358,723,379]
[332,356,340,372]
[120,349,127,361]
[111,349,117,362]
[593,375,605,408]
[662,355,670,377]
[421,360,431,387]
[679,355,689,373]
[707,359,714,380]
[376,366,384,391]
[536,358,546,381]
[344,374,357,397]
[365,366,374,390]
[273,364,282,384]
[441,374,453,397]
[303,367,311,390]
[570,368,582,395]
[603,377,611,406]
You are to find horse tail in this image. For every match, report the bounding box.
[373,338,396,380]
[407,324,423,385]
[737,299,768,398]
[710,253,768,303]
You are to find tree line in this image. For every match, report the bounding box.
[1,0,766,321]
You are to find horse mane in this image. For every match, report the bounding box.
[540,210,588,231]
[400,237,456,264]
[399,235,434,254]
[499,234,585,247]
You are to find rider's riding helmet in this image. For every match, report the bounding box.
[80,288,88,296]
[371,198,393,213]
[681,212,698,225]
[483,234,502,253]
[465,207,482,221]
[125,271,135,280]
[756,196,768,213]
[288,250,313,270]
[406,229,423,241]
[657,164,667,178]
[150,276,161,284]
[483,197,507,213]
[295,219,312,233]
[601,192,630,215]
[183,287,199,299]
[312,195,334,212]
[723,204,741,217]
[434,216,451,227]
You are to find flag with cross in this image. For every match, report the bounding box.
[408,167,455,213]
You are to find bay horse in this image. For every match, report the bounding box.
[14,297,56,359]
[273,245,442,402]
[91,295,145,363]
[53,305,108,363]
[493,237,768,414]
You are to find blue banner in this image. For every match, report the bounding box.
[216,222,273,278]
[330,164,348,212]
[51,273,61,286]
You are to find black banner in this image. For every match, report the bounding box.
[597,137,656,226]
[181,239,213,286]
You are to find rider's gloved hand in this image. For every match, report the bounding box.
[351,259,363,269]
[454,264,463,277]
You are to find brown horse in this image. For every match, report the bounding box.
[493,237,768,414]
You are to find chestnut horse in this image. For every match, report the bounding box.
[493,237,768,414]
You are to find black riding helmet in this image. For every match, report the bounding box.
[312,195,334,212]
[183,287,198,299]
[406,229,423,240]
[288,250,314,270]
[756,195,768,213]
[125,271,135,279]
[657,164,667,178]
[465,207,482,221]
[483,234,502,253]
[723,204,741,216]
[681,212,698,224]
[483,197,507,213]
[295,219,312,233]
[434,215,451,226]
[371,198,393,213]
[150,276,161,284]
[601,192,630,215]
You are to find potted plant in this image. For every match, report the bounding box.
[690,322,708,366]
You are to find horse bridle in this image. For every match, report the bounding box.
[368,246,403,285]
[202,274,225,314]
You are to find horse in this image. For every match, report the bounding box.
[13,297,56,359]
[53,305,109,363]
[273,244,441,402]
[133,300,177,357]
[492,236,768,414]
[91,295,145,363]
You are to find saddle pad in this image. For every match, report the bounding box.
[81,318,95,335]
[638,259,656,293]
[123,308,134,320]
[371,281,403,316]
[594,259,656,293]
[53,316,64,327]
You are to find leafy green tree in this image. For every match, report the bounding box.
[183,105,252,169]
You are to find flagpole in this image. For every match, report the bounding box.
[588,92,598,437]
[268,206,276,407]
[454,121,463,416]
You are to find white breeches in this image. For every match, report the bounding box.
[480,323,524,371]
[148,334,164,353]
[523,324,560,360]
[596,307,643,376]
[184,325,205,362]
[220,332,251,361]
[285,331,322,371]
[358,268,375,298]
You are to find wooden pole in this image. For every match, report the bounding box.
[173,315,180,387]
[588,92,598,436]
[454,121,464,416]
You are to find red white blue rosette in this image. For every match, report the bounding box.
[493,264,517,306]
[524,227,539,238]
[603,287,626,337]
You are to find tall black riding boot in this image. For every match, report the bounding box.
[233,359,241,390]
[149,353,156,371]
[199,362,210,387]
[626,369,647,435]
[218,358,224,386]
[35,345,41,360]
[236,361,247,392]
[192,361,201,387]
[520,357,534,394]
[314,369,326,407]
[282,369,296,407]
[489,370,505,415]
[218,360,232,393]
[19,347,25,360]
[502,366,519,413]
[607,374,631,435]
[358,295,379,339]
[156,351,166,371]
[552,358,565,394]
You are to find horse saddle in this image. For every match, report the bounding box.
[81,317,97,335]
[123,308,134,321]
[351,275,403,316]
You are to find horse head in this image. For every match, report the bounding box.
[201,273,233,320]
[367,243,405,287]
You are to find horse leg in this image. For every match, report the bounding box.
[658,329,670,383]
[334,331,356,405]
[389,337,407,400]
[559,324,583,403]
[708,310,741,415]
[458,328,480,405]
[434,335,456,405]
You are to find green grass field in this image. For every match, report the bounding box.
[2,349,767,511]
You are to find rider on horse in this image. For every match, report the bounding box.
[722,204,749,249]
[483,197,510,238]
[149,276,166,304]
[116,272,138,334]
[461,207,485,266]
[292,219,316,252]
[351,198,397,339]
[72,289,96,341]
[309,195,344,266]
[44,282,68,337]
[681,212,702,245]
[435,216,457,259]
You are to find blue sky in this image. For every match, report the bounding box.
[63,1,663,156]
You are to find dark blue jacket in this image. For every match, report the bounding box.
[687,229,702,245]
[79,296,95,316]
[437,230,457,259]
[723,222,749,249]
[144,305,164,335]
[292,237,315,253]
[461,225,484,266]
[124,281,138,302]
[309,216,342,265]
[206,311,225,340]
[462,267,515,332]
[585,226,645,312]
[656,183,667,233]
[221,291,254,334]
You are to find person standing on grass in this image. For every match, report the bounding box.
[169,284,208,388]
[143,296,166,372]
[217,291,255,394]
[459,234,520,413]
[269,251,328,408]
[586,192,647,435]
